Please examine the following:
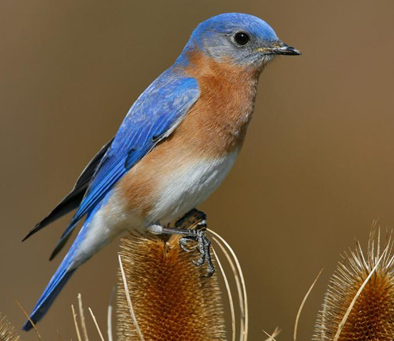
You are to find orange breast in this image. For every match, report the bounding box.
[180,49,260,157]
[116,50,260,217]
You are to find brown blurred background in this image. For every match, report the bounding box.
[1,0,394,339]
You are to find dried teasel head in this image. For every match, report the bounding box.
[314,223,394,340]
[117,233,226,341]
[0,314,20,341]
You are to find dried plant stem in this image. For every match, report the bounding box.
[71,304,82,341]
[77,293,89,341]
[263,327,281,341]
[212,246,236,341]
[88,307,105,341]
[14,299,42,340]
[333,244,389,341]
[118,254,145,341]
[293,269,323,341]
[211,234,246,340]
[209,229,248,341]
[107,286,116,341]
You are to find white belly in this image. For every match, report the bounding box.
[70,150,239,267]
[147,150,239,224]
[72,149,239,263]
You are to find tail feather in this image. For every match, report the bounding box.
[49,220,79,261]
[22,260,76,331]
[22,138,113,242]
[23,190,108,331]
[22,190,84,242]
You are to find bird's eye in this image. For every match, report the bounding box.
[234,32,250,46]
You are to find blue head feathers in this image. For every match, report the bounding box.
[180,13,300,67]
[193,13,279,43]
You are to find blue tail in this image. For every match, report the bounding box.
[22,258,76,331]
[23,193,108,331]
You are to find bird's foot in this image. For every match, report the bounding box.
[179,228,215,277]
[147,209,215,277]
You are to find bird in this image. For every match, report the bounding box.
[22,12,300,331]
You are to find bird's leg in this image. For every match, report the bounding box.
[147,209,215,277]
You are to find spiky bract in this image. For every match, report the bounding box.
[314,225,394,340]
[117,233,226,340]
[0,314,20,341]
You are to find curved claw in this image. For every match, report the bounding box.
[204,239,215,277]
[157,209,216,276]
[179,231,215,275]
[192,253,206,267]
[196,232,205,253]
[205,261,215,277]
[179,237,196,253]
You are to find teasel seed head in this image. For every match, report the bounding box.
[117,233,226,340]
[314,223,394,340]
[0,314,20,341]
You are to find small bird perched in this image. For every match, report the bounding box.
[22,13,300,330]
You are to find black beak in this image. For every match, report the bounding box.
[272,43,301,56]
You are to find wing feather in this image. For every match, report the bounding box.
[22,138,114,241]
[49,74,200,259]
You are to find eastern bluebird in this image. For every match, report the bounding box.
[22,12,300,330]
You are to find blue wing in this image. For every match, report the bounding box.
[50,72,200,259]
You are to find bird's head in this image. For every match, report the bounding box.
[183,13,300,69]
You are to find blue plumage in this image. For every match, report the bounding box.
[49,73,200,260]
[22,200,104,331]
[23,12,300,331]
[23,71,199,330]
[192,13,278,43]
[76,75,199,224]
